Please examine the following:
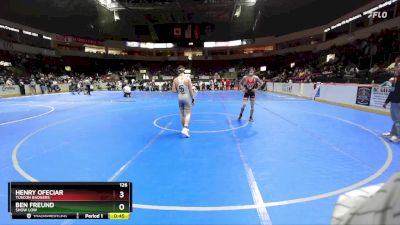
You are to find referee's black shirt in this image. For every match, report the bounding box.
[385,77,400,104]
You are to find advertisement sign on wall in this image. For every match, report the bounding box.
[356,86,372,106]
[0,85,20,97]
[370,86,391,109]
[282,83,293,93]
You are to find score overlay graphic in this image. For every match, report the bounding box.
[8,182,132,220]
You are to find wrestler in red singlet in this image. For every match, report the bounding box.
[238,68,263,122]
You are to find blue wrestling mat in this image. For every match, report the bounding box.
[1,91,399,225]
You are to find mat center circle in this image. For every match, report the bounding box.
[153,112,249,133]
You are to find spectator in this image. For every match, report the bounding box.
[369,63,381,74]
[5,78,13,86]
[52,80,59,92]
[29,79,36,95]
[225,79,231,90]
[38,78,47,94]
[387,57,400,73]
[230,79,235,90]
[84,78,91,95]
[18,79,25,96]
[47,79,53,93]
[123,84,131,97]
[383,61,400,142]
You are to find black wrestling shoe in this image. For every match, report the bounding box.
[249,117,254,122]
[238,114,242,120]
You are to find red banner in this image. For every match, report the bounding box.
[194,25,200,40]
[55,35,103,46]
[174,27,182,39]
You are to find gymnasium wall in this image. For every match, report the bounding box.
[1,82,391,115]
[265,82,390,115]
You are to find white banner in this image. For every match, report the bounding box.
[282,83,293,93]
[0,85,20,97]
[370,86,390,109]
[162,76,174,80]
[199,76,210,80]
[302,83,316,98]
[279,83,301,96]
[266,82,274,91]
[266,82,389,114]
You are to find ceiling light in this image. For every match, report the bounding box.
[114,10,120,21]
[240,0,257,6]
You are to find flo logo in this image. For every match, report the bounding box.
[367,11,388,18]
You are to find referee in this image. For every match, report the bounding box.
[84,78,91,95]
[383,61,400,142]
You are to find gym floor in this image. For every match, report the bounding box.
[1,91,399,225]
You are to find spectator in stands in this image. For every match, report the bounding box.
[68,78,76,94]
[387,57,400,74]
[47,79,53,93]
[217,80,222,90]
[344,62,359,82]
[117,80,123,91]
[369,63,386,82]
[29,79,36,95]
[369,63,381,74]
[369,41,378,56]
[38,78,47,94]
[18,79,25,96]
[225,79,231,90]
[51,80,59,92]
[5,77,13,86]
[209,79,214,90]
[84,78,91,95]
